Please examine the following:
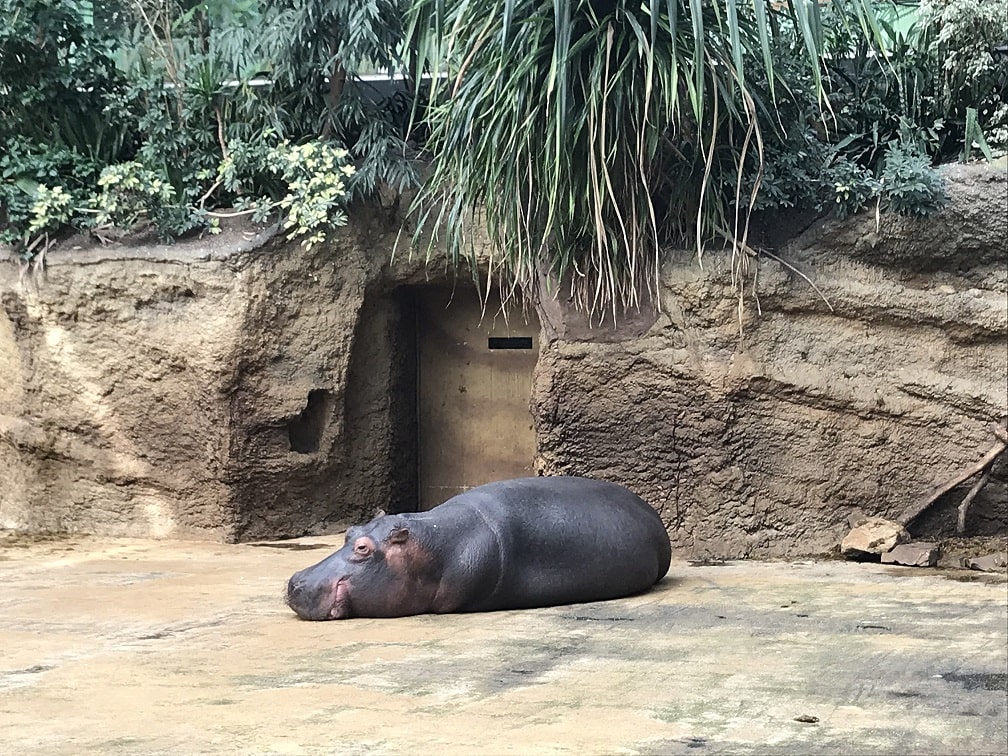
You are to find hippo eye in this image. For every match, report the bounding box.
[352,539,373,558]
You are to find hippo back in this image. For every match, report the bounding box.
[443,476,671,612]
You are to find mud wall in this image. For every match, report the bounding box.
[533,164,1007,556]
[0,246,244,539]
[1,164,1005,554]
[0,219,444,541]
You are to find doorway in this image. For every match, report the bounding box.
[415,286,540,510]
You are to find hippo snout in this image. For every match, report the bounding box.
[285,569,352,621]
[285,575,306,607]
[285,572,325,621]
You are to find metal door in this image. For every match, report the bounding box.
[416,287,539,510]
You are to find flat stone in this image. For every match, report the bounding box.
[841,516,911,560]
[881,542,939,567]
[963,553,1008,572]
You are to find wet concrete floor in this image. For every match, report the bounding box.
[1,535,1006,755]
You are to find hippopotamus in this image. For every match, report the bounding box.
[285,476,671,620]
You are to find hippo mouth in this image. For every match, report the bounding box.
[287,575,352,621]
[326,578,352,620]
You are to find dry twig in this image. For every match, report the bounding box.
[898,420,1008,528]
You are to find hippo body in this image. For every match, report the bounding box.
[285,476,672,621]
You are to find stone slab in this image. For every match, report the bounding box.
[881,542,939,567]
[963,552,1008,572]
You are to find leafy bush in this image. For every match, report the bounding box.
[881,139,948,216]
[93,161,176,230]
[2,0,413,256]
[0,141,102,246]
[27,185,75,236]
[0,0,134,155]
[408,0,897,313]
[823,0,1007,167]
[0,0,134,246]
[829,159,884,220]
[1,0,1001,293]
[220,138,357,248]
[918,0,1008,154]
[406,0,1000,313]
[731,0,999,223]
[264,0,419,196]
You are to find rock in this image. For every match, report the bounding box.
[881,542,939,567]
[841,517,911,560]
[847,509,869,529]
[962,553,1008,572]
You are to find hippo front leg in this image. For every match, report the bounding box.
[433,511,506,613]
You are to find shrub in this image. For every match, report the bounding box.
[2,0,412,256]
[93,161,177,230]
[917,0,1008,154]
[830,159,884,220]
[0,0,134,246]
[881,139,948,217]
[266,139,356,249]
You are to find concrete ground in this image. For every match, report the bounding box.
[1,534,1005,756]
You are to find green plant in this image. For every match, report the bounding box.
[27,186,75,235]
[120,0,415,214]
[216,134,356,247]
[917,0,1008,154]
[263,0,419,196]
[0,0,137,245]
[823,0,1008,167]
[406,0,889,316]
[2,0,390,253]
[115,1,264,228]
[92,161,176,229]
[0,141,102,246]
[880,139,948,216]
[0,0,134,154]
[830,158,884,219]
[267,140,356,248]
[725,1,967,222]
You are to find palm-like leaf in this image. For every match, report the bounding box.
[408,0,885,319]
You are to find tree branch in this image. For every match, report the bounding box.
[898,421,1008,527]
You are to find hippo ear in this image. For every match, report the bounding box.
[388,527,410,544]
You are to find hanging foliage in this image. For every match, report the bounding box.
[407,0,888,319]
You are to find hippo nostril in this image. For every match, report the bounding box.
[286,577,307,604]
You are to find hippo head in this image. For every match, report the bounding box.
[285,516,441,620]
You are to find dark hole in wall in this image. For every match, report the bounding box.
[909,455,1008,539]
[288,389,331,453]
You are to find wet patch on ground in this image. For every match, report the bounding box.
[247,541,340,551]
[940,672,1008,692]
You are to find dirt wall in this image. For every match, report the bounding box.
[0,245,246,538]
[0,219,442,541]
[533,164,1007,557]
[1,164,1005,555]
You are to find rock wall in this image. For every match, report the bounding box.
[533,164,1007,556]
[0,245,246,539]
[0,219,443,541]
[1,164,1005,554]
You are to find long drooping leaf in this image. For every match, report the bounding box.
[407,0,886,319]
